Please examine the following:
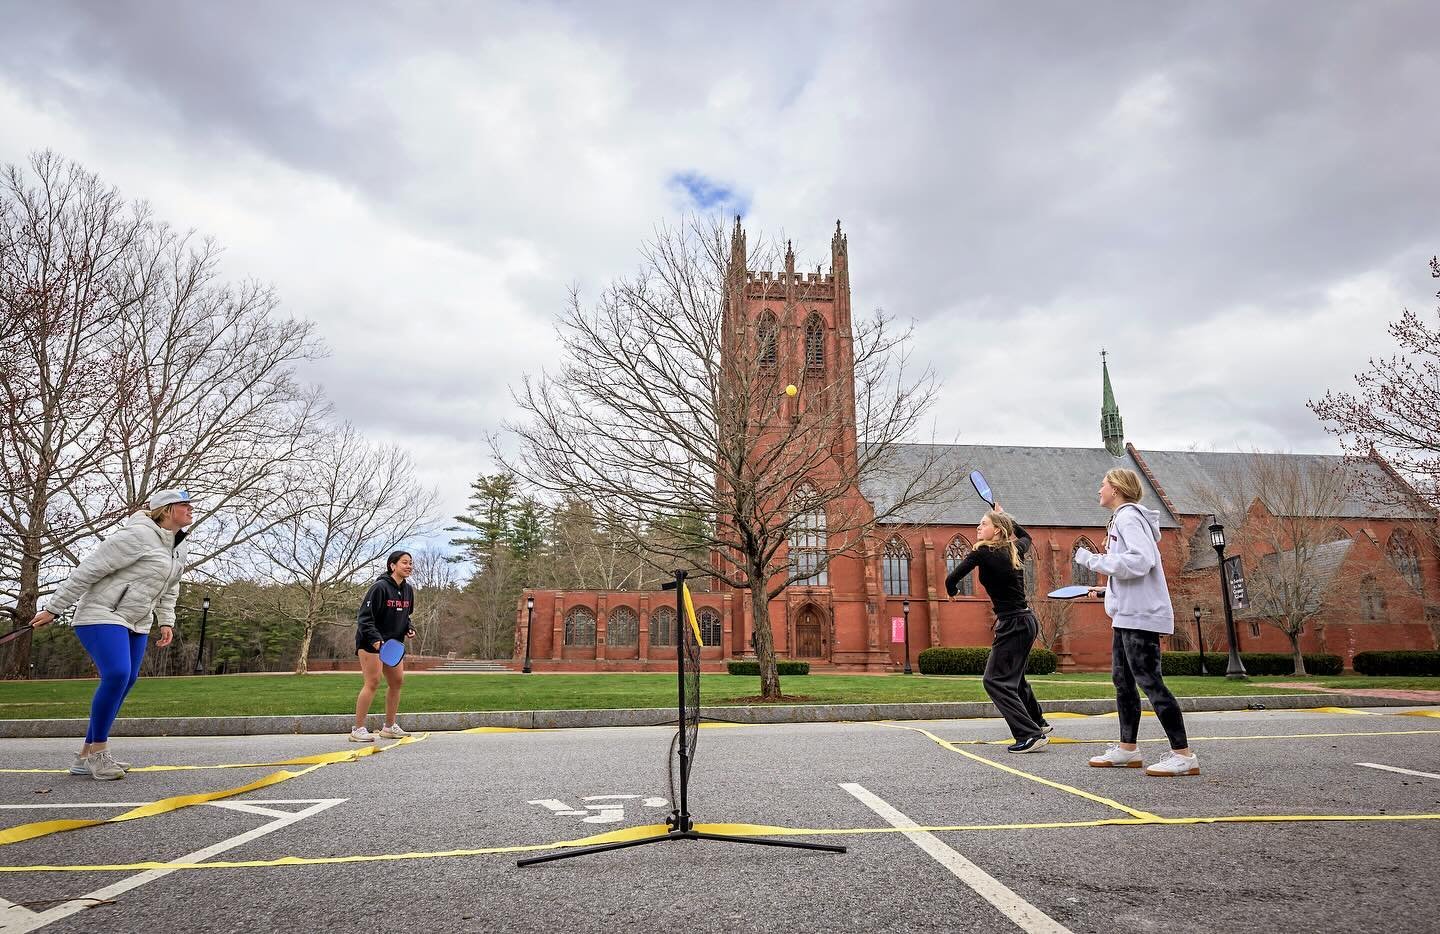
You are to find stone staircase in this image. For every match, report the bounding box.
[430,658,516,673]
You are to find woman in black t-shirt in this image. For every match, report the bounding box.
[945,506,1051,752]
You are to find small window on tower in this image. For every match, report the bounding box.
[758,311,779,368]
[805,314,825,370]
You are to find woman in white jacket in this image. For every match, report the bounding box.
[1074,469,1199,777]
[28,490,192,780]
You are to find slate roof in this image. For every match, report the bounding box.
[1135,450,1430,520]
[862,443,1432,532]
[861,443,1179,529]
[1234,538,1354,619]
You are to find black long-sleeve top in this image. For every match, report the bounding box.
[944,521,1033,616]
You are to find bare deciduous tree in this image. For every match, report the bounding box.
[0,153,148,674]
[499,217,963,699]
[1310,257,1440,509]
[0,152,328,678]
[102,228,329,575]
[1192,451,1363,674]
[250,425,437,675]
[1032,548,1074,652]
[410,544,462,658]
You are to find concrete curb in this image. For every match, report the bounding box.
[0,693,1431,738]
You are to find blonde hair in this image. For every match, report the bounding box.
[975,510,1023,569]
[148,504,174,523]
[1104,468,1143,504]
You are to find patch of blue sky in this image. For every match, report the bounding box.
[668,171,750,216]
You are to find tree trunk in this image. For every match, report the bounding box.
[748,562,782,701]
[2,546,43,679]
[293,611,320,675]
[1288,629,1307,676]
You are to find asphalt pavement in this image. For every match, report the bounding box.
[1,706,1437,934]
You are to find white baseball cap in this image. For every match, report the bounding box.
[148,489,194,510]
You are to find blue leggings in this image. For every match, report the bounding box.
[75,625,149,744]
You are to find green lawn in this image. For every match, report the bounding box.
[2,671,1431,720]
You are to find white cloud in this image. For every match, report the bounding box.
[2,0,1436,531]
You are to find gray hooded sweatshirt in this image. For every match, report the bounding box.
[1074,503,1174,635]
[42,512,187,634]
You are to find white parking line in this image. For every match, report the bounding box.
[1356,763,1440,781]
[840,783,1073,934]
[0,798,344,934]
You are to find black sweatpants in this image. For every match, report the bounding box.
[1112,628,1189,749]
[983,610,1047,741]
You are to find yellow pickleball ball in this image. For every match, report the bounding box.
[785,384,798,396]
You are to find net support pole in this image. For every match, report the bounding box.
[518,570,845,867]
[673,568,692,832]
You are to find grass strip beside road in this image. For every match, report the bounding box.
[2,673,1431,720]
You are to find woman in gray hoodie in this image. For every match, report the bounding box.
[1074,468,1199,777]
[29,490,191,780]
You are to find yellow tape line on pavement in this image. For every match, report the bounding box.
[0,734,426,774]
[946,729,1440,746]
[1399,710,1440,718]
[880,722,1161,821]
[3,811,1440,873]
[0,764,326,846]
[0,734,426,846]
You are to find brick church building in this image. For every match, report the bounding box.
[515,223,1439,672]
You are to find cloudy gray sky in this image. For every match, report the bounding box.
[3,0,1436,524]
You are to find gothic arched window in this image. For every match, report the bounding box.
[564,606,596,646]
[757,311,779,368]
[945,535,974,596]
[1071,537,1099,587]
[789,486,828,585]
[649,606,676,646]
[804,313,825,371]
[1387,529,1423,594]
[1023,551,1037,598]
[698,608,723,647]
[607,606,638,646]
[883,537,911,596]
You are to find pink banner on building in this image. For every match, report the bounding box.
[891,617,905,643]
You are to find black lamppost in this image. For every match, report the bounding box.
[1192,605,1209,675]
[901,599,913,675]
[193,596,210,675]
[1207,518,1248,680]
[522,595,535,674]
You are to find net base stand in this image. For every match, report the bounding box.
[517,822,845,867]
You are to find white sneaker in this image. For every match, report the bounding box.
[348,726,376,743]
[378,723,409,739]
[81,750,126,781]
[1088,744,1144,768]
[1145,751,1200,777]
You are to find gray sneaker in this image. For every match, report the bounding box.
[81,750,126,781]
[71,751,132,775]
[378,723,409,739]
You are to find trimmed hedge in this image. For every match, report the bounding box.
[1160,652,1231,676]
[917,646,1058,676]
[726,660,810,676]
[1352,650,1440,676]
[1162,651,1343,676]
